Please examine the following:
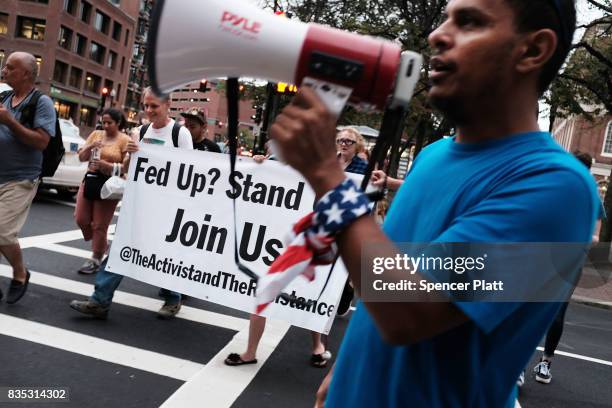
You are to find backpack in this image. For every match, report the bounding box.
[139,122,181,147]
[0,89,65,178]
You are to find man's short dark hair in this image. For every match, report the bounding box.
[504,0,576,95]
[573,151,593,169]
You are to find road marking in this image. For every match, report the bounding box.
[161,319,290,408]
[0,266,248,332]
[535,346,612,367]
[19,225,115,249]
[38,243,93,259]
[0,313,203,381]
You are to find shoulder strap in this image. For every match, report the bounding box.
[0,90,13,103]
[139,123,151,140]
[171,122,181,148]
[21,90,43,128]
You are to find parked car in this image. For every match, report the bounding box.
[41,119,88,198]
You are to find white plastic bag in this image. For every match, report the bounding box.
[101,176,125,200]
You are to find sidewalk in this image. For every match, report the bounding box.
[572,263,612,309]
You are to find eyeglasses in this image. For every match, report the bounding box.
[336,138,356,146]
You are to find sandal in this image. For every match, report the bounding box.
[224,353,257,366]
[310,353,328,368]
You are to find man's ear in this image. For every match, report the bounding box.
[515,28,558,74]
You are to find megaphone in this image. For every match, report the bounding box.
[147,0,422,111]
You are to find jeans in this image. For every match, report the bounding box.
[90,257,181,307]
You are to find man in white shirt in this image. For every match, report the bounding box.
[70,87,193,319]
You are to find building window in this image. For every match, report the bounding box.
[0,13,8,35]
[20,0,49,3]
[89,42,105,64]
[53,60,68,84]
[112,21,122,41]
[16,16,46,41]
[80,1,92,23]
[79,106,96,127]
[124,29,129,46]
[107,51,117,70]
[53,100,76,120]
[63,0,76,14]
[58,26,72,50]
[35,55,42,74]
[108,0,120,5]
[74,34,86,56]
[0,50,5,69]
[120,56,125,74]
[68,66,82,89]
[603,121,612,156]
[94,11,110,34]
[84,73,101,93]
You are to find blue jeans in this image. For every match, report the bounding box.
[90,257,181,307]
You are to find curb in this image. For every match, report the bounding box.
[571,295,612,311]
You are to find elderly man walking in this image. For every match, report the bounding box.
[0,52,56,304]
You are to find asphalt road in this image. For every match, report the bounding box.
[0,192,610,408]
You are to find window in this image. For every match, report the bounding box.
[80,1,91,23]
[112,21,122,41]
[0,50,5,69]
[124,29,129,46]
[0,13,8,35]
[104,80,114,97]
[35,55,42,73]
[79,106,95,127]
[68,66,82,88]
[603,121,612,155]
[107,51,117,70]
[53,100,76,120]
[74,34,86,56]
[89,42,105,64]
[53,60,68,84]
[94,11,110,34]
[16,16,46,41]
[58,26,72,50]
[20,0,49,3]
[63,0,76,14]
[108,0,120,5]
[84,73,101,93]
[120,56,125,74]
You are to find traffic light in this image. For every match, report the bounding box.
[251,105,263,125]
[199,79,210,92]
[277,82,297,94]
[99,87,109,113]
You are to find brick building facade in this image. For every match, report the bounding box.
[0,0,139,136]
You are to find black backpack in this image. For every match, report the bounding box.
[0,89,65,178]
[139,122,181,147]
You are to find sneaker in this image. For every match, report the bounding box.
[78,259,100,275]
[157,302,181,319]
[6,270,30,304]
[69,299,109,319]
[534,359,552,384]
[336,284,354,317]
[517,370,525,388]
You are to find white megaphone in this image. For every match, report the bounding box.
[147,0,422,112]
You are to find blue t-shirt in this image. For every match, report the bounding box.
[327,132,599,408]
[0,90,56,184]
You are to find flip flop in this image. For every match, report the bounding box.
[310,353,328,368]
[224,353,257,366]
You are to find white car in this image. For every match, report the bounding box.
[41,119,88,198]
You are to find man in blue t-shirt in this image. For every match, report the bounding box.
[0,52,56,304]
[267,0,598,407]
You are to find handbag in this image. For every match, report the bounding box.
[101,176,125,200]
[83,172,109,200]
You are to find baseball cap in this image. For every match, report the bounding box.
[180,107,207,124]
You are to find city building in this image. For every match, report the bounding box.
[169,80,259,144]
[0,0,139,136]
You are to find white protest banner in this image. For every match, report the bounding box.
[106,145,348,334]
